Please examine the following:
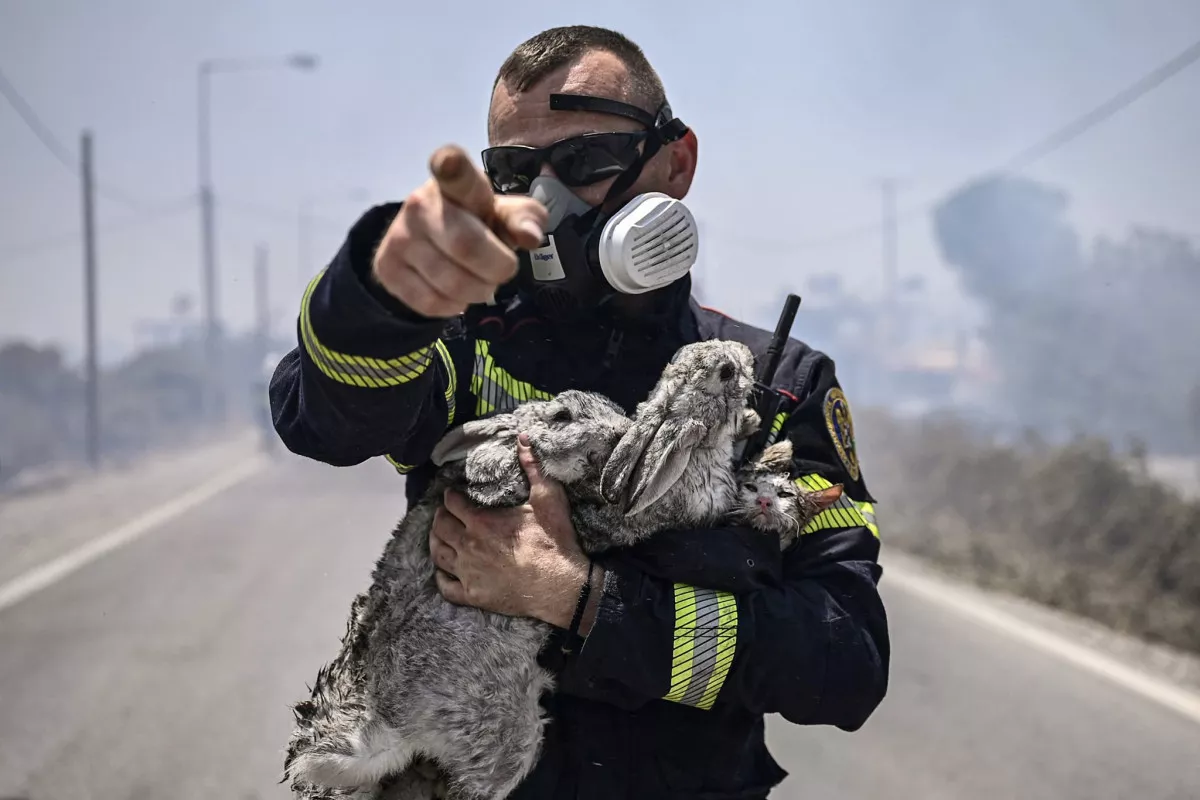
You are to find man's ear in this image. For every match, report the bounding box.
[665,128,698,199]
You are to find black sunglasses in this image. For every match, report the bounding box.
[481,130,650,195]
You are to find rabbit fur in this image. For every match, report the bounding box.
[284,339,763,800]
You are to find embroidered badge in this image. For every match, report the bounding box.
[822,387,860,482]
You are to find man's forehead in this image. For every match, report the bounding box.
[488,50,644,147]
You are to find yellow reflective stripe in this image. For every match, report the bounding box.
[434,339,457,427]
[798,473,834,491]
[300,271,437,388]
[384,454,415,474]
[795,473,881,538]
[663,584,738,711]
[859,501,880,538]
[471,340,553,416]
[664,585,697,704]
[765,411,790,446]
[803,506,867,532]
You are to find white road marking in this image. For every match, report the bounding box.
[4,455,1198,730]
[0,456,265,614]
[885,560,1200,727]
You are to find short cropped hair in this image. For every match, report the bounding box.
[493,25,667,114]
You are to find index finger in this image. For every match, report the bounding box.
[430,145,496,226]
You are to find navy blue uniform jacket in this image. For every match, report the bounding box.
[270,203,890,799]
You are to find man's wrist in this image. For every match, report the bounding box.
[575,564,606,638]
[529,555,597,630]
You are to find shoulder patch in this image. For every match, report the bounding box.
[822,387,860,482]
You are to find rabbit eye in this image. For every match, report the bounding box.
[744,483,758,493]
[551,406,572,423]
[718,363,735,382]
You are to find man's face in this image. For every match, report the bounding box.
[487,49,697,210]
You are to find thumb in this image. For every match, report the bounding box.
[517,432,545,486]
[493,196,548,251]
[518,432,568,506]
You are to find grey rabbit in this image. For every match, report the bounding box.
[284,339,758,800]
[283,389,632,800]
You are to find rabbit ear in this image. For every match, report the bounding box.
[600,417,656,505]
[602,417,707,517]
[431,417,512,466]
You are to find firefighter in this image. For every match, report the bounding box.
[270,25,889,799]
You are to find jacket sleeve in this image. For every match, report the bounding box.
[553,357,889,732]
[269,202,459,469]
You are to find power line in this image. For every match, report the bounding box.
[0,192,356,265]
[0,63,155,212]
[723,35,1200,254]
[1002,36,1200,172]
[0,194,197,262]
[220,196,348,230]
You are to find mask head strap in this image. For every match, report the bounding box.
[548,92,689,205]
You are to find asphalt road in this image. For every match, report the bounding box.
[1,445,1198,800]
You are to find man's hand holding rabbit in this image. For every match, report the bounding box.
[432,432,602,632]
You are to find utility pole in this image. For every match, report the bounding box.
[80,130,100,470]
[872,177,904,403]
[197,62,222,425]
[254,243,270,363]
[196,54,319,425]
[879,178,899,349]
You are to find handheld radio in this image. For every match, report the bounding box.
[732,293,802,470]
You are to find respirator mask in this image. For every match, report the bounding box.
[480,93,699,319]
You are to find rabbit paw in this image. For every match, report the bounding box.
[737,407,762,441]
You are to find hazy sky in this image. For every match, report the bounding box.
[2,0,1198,365]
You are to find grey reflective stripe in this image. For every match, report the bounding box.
[474,361,521,414]
[678,589,722,706]
[302,325,433,388]
[664,584,738,710]
[299,269,438,388]
[470,341,554,416]
[829,493,858,513]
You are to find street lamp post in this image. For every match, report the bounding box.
[196,52,318,424]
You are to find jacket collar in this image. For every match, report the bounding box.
[463,275,700,351]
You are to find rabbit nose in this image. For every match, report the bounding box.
[718,362,736,382]
[757,496,771,511]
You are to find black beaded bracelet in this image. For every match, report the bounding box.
[565,559,596,643]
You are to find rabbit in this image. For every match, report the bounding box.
[284,389,633,800]
[599,339,757,535]
[284,339,758,800]
[726,438,847,551]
